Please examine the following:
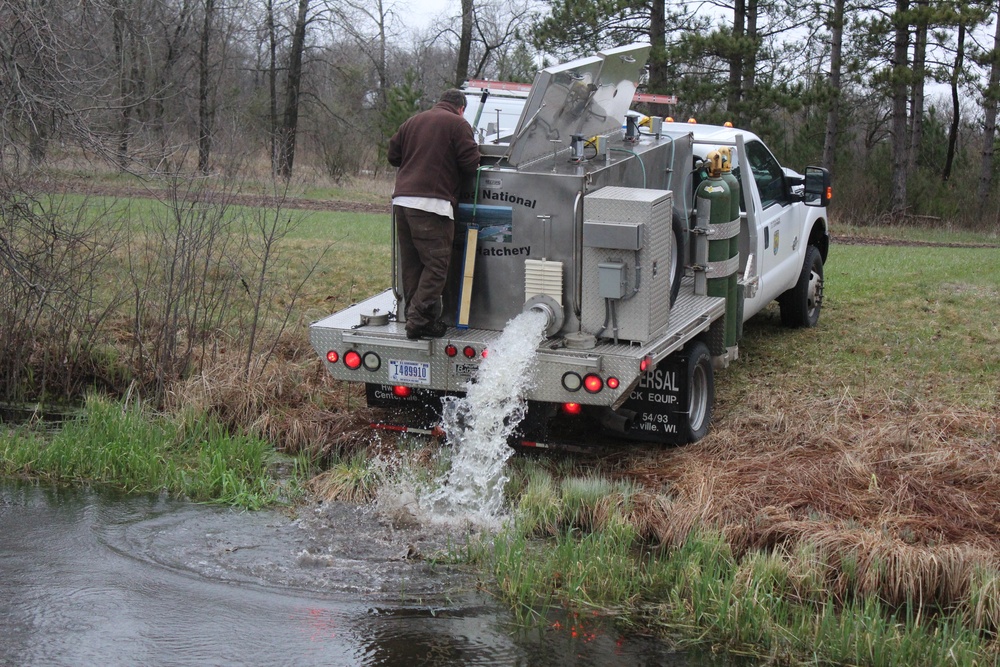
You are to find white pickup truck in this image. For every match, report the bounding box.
[310,45,831,449]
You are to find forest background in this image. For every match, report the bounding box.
[7,0,1000,226]
[2,0,999,416]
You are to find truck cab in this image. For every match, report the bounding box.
[684,124,830,327]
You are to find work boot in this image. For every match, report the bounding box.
[406,321,447,339]
[423,320,447,338]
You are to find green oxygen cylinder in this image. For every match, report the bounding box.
[718,147,741,348]
[696,151,732,353]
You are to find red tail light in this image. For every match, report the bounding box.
[343,350,362,369]
[607,377,620,389]
[393,385,412,398]
[583,374,603,393]
[326,351,339,364]
[445,344,458,357]
[562,402,582,415]
[463,346,476,359]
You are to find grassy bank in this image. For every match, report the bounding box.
[4,178,1000,663]
[0,395,309,509]
[444,463,995,665]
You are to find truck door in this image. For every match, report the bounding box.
[740,140,799,303]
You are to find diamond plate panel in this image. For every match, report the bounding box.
[580,187,672,342]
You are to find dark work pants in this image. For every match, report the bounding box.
[394,205,455,333]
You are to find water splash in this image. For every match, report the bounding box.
[420,310,547,525]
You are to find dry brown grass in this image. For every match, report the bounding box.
[620,387,1000,610]
[165,334,378,458]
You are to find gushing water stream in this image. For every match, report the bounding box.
[420,310,547,525]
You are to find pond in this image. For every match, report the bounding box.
[0,481,739,666]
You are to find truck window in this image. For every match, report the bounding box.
[745,141,787,209]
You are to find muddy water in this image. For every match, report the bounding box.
[0,481,736,666]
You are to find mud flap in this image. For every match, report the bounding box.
[618,348,701,445]
[365,383,455,432]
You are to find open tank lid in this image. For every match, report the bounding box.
[505,43,651,167]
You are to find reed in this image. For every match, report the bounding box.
[307,450,385,503]
[483,495,996,666]
[0,394,298,509]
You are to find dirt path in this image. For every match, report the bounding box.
[33,180,392,215]
[831,234,999,249]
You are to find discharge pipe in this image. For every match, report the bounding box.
[598,407,636,434]
[523,294,565,338]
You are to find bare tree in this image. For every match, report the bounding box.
[330,0,401,103]
[456,0,474,86]
[978,4,1000,204]
[276,0,311,178]
[823,0,845,173]
[198,0,216,173]
[890,0,910,214]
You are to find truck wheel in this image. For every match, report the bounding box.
[779,245,824,328]
[682,341,713,442]
[669,210,686,306]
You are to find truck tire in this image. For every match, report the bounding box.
[669,210,686,306]
[682,341,713,442]
[779,245,824,328]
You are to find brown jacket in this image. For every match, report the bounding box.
[388,101,481,207]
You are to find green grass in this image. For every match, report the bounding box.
[727,243,1000,410]
[33,191,393,321]
[474,479,996,666]
[0,395,307,509]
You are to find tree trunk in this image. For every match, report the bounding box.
[728,0,746,121]
[822,0,844,173]
[647,0,668,94]
[977,5,1000,205]
[197,0,215,175]
[267,0,278,175]
[943,22,965,181]
[112,0,131,172]
[741,0,757,119]
[277,0,310,179]
[908,0,927,175]
[890,0,910,215]
[455,0,474,87]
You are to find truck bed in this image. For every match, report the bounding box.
[309,277,724,406]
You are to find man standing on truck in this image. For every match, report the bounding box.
[388,89,481,340]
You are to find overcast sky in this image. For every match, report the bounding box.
[409,0,457,30]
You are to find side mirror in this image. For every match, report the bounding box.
[803,166,832,207]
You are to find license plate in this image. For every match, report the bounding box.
[388,359,431,385]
